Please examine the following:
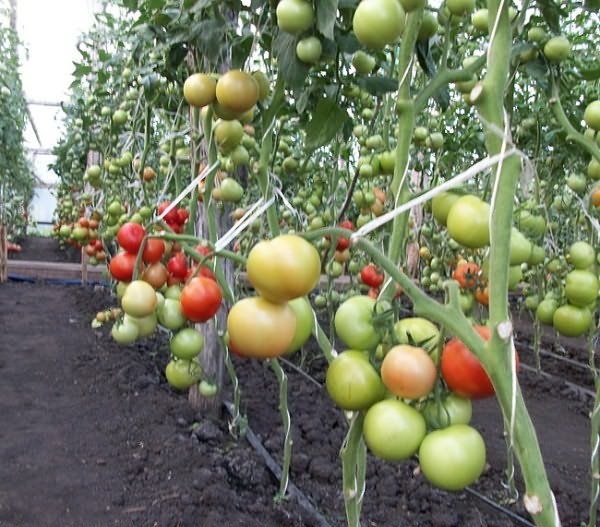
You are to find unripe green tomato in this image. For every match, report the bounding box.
[352,51,376,75]
[589,158,600,181]
[583,101,600,131]
[276,0,314,34]
[414,126,429,143]
[353,0,406,50]
[327,261,344,278]
[471,9,489,32]
[362,108,374,120]
[296,36,322,64]
[527,27,547,43]
[544,36,571,62]
[314,295,327,308]
[429,132,444,149]
[366,134,384,150]
[418,11,438,41]
[446,0,476,16]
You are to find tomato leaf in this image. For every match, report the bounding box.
[317,0,338,40]
[273,31,310,89]
[578,65,600,81]
[523,58,550,91]
[357,76,397,96]
[305,97,350,151]
[535,0,562,33]
[415,40,449,111]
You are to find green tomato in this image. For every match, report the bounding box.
[588,158,600,181]
[584,100,600,131]
[170,328,204,360]
[446,0,476,16]
[432,192,462,227]
[418,10,438,41]
[121,280,157,318]
[553,304,593,337]
[157,298,187,330]
[528,245,545,266]
[111,318,139,345]
[471,8,489,32]
[334,295,380,350]
[509,228,533,265]
[165,358,202,390]
[285,297,313,354]
[352,51,376,75]
[508,265,523,290]
[569,241,596,270]
[544,36,571,62]
[353,0,405,50]
[276,0,314,34]
[363,399,426,461]
[164,285,182,300]
[421,394,472,430]
[296,36,322,64]
[446,195,490,248]
[565,270,599,307]
[219,177,244,202]
[459,291,475,314]
[326,350,385,410]
[394,318,441,358]
[126,313,157,338]
[527,26,547,43]
[419,424,486,491]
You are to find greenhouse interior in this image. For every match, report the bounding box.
[0,1,599,526]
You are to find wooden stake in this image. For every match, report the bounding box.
[0,223,7,283]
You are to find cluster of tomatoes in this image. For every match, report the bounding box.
[157,201,189,234]
[104,221,224,391]
[533,240,599,338]
[56,214,103,262]
[226,234,320,359]
[327,293,515,491]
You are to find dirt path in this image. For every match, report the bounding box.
[0,282,307,527]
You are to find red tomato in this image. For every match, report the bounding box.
[109,252,137,282]
[117,223,146,254]
[158,201,179,225]
[143,238,165,264]
[361,264,384,288]
[337,220,355,251]
[176,208,189,225]
[167,253,188,278]
[180,277,223,322]
[441,326,519,399]
[452,262,480,289]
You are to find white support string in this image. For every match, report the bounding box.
[350,149,517,240]
[156,161,219,221]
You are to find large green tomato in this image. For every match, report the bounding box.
[326,351,385,410]
[419,424,486,491]
[536,299,558,325]
[584,100,600,131]
[165,359,202,390]
[508,265,523,290]
[286,297,313,354]
[164,285,182,300]
[111,318,139,345]
[276,0,314,34]
[363,399,426,461]
[170,328,204,360]
[446,0,476,16]
[565,270,599,307]
[432,191,461,226]
[446,195,490,248]
[553,304,593,337]
[394,317,440,358]
[509,229,532,265]
[544,35,571,62]
[121,280,157,318]
[157,298,187,330]
[569,241,596,270]
[334,296,380,350]
[421,394,472,430]
[296,36,322,64]
[353,0,405,50]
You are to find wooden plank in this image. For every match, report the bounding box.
[7,260,106,282]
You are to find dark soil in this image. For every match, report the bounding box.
[0,281,592,527]
[8,236,81,263]
[0,282,308,527]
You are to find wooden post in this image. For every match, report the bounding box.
[81,247,88,285]
[0,223,7,283]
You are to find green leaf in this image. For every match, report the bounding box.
[317,0,338,40]
[273,31,310,89]
[523,58,550,90]
[578,65,600,81]
[305,97,350,151]
[415,40,449,110]
[535,0,562,33]
[357,76,397,96]
[336,31,360,54]
[146,0,166,9]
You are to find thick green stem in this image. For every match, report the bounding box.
[341,412,365,527]
[473,2,560,525]
[270,358,292,501]
[385,11,421,280]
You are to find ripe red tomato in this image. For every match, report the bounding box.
[360,264,384,288]
[180,277,223,322]
[142,238,165,264]
[167,253,188,279]
[158,201,178,224]
[117,223,146,254]
[452,261,480,289]
[177,208,189,225]
[109,252,137,282]
[336,220,355,251]
[441,326,519,399]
